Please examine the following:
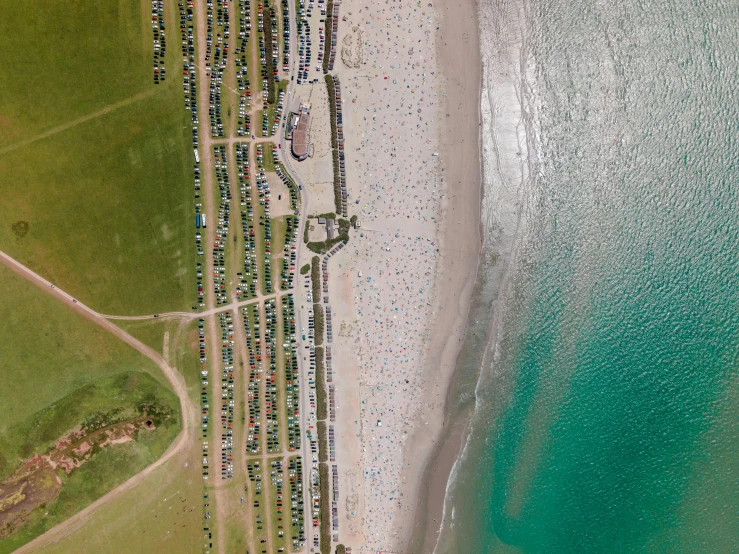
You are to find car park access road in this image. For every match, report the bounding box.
[97,289,290,321]
[0,249,291,324]
[272,0,323,550]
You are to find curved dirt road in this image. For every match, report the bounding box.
[1,250,197,554]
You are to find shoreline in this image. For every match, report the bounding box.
[408,0,533,550]
[400,0,484,550]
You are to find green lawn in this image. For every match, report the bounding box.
[0,263,184,549]
[0,264,201,551]
[115,318,171,356]
[0,0,206,549]
[0,0,195,315]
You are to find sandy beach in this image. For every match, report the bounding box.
[307,0,484,551]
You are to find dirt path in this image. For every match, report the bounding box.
[1,249,197,554]
[0,87,160,157]
[191,0,229,551]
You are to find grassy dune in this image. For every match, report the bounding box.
[15,322,207,554]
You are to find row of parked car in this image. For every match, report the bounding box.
[152,0,167,83]
[242,304,262,453]
[212,145,231,305]
[236,0,253,136]
[206,0,230,137]
[255,144,274,293]
[295,5,313,85]
[218,310,236,479]
[264,298,281,453]
[177,1,204,314]
[236,143,259,298]
[281,0,291,71]
[282,294,302,449]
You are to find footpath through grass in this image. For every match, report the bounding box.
[0,0,150,148]
[0,265,173,435]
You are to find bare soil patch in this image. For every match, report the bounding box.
[0,417,154,538]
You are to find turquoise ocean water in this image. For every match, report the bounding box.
[435,0,739,552]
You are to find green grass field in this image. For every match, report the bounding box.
[0,0,150,148]
[0,247,187,552]
[29,448,206,554]
[0,0,195,315]
[115,318,171,356]
[0,282,205,553]
[0,265,174,436]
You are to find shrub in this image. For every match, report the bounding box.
[315,347,327,421]
[319,463,331,554]
[307,235,348,255]
[311,256,321,300]
[300,264,310,275]
[318,420,328,463]
[314,303,324,346]
[322,0,334,74]
[304,217,311,244]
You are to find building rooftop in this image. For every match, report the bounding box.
[291,113,311,161]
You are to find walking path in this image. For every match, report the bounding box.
[0,87,160,157]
